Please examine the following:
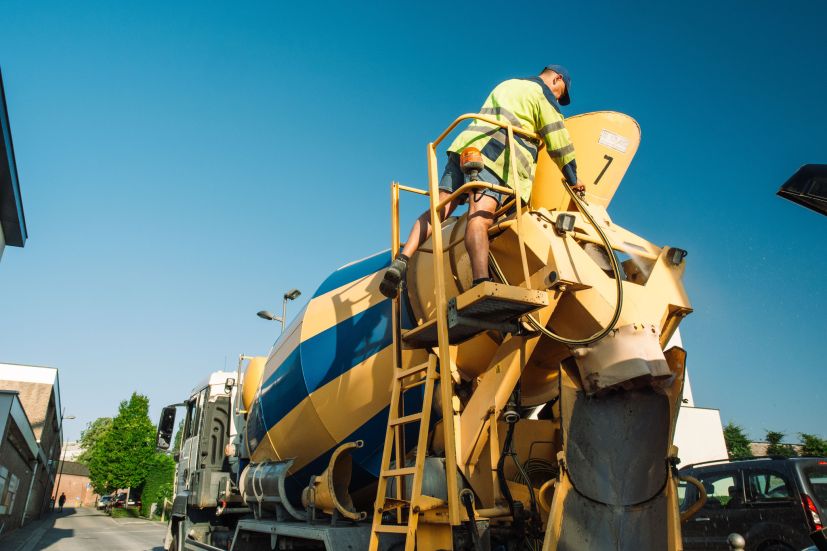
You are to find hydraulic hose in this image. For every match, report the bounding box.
[490,184,624,346]
[497,389,540,519]
[497,415,517,517]
[459,489,483,551]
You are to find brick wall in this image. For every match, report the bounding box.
[54,474,98,508]
[0,382,52,440]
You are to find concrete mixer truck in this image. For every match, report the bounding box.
[155,111,697,551]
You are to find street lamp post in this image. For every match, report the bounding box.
[257,288,301,334]
[52,411,76,511]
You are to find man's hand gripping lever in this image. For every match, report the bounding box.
[570,179,586,198]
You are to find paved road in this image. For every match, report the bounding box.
[33,508,166,550]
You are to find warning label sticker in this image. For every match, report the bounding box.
[598,130,629,153]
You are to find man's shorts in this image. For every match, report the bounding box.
[439,152,508,207]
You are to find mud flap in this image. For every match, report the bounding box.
[556,491,668,550]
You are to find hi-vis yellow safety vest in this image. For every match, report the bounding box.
[448,77,577,202]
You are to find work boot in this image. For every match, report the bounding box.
[380,256,408,298]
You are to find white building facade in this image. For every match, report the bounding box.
[670,331,728,466]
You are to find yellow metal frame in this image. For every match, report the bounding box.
[427,117,537,529]
[375,114,542,547]
[374,111,692,551]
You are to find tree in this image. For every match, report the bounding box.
[76,417,113,465]
[765,430,798,457]
[723,422,753,460]
[87,393,158,495]
[800,433,827,457]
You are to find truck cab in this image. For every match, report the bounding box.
[157,370,246,550]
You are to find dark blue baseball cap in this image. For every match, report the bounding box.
[544,64,571,105]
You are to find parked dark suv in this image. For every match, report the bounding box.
[679,457,827,550]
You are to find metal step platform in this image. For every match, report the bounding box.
[402,282,549,349]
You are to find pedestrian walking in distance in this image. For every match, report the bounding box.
[58,492,66,512]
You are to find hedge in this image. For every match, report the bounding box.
[140,453,176,517]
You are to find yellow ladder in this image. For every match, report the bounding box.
[369,174,461,550]
[368,353,450,551]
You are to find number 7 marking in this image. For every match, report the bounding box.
[594,154,614,185]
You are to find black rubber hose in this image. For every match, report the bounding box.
[488,183,625,346]
[497,421,517,517]
[460,489,482,551]
[512,452,539,517]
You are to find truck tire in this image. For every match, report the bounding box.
[169,522,181,551]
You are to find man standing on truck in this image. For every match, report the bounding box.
[380,64,586,298]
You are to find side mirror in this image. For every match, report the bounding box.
[156,406,177,451]
[777,163,827,217]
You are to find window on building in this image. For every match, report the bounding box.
[0,467,20,515]
[0,466,7,515]
[5,474,19,515]
[0,466,18,515]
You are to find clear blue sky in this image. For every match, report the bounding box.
[0,1,824,443]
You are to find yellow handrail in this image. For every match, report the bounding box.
[429,113,537,290]
[392,113,538,273]
[397,184,429,196]
[388,113,541,527]
[430,114,535,525]
[432,112,541,148]
[435,181,515,212]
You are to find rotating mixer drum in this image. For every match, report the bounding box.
[241,241,543,502]
[242,232,558,507]
[243,251,429,503]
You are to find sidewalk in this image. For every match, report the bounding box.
[0,510,62,551]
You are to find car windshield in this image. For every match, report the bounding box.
[804,465,827,507]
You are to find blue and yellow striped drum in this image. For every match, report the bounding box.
[243,250,429,498]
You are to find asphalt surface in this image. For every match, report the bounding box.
[32,508,166,550]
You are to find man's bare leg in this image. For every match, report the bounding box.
[465,193,499,282]
[381,190,457,298]
[400,190,456,258]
